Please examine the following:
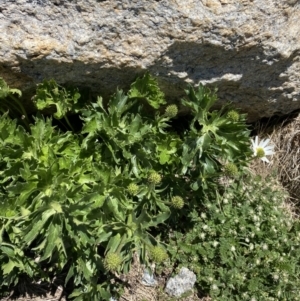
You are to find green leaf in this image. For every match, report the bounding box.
[0,77,22,98]
[95,231,112,245]
[128,72,166,109]
[159,149,170,165]
[7,181,38,206]
[40,223,60,261]
[149,211,170,227]
[2,260,16,275]
[23,208,56,245]
[78,258,94,280]
[196,133,212,159]
[65,264,74,286]
[81,116,99,135]
[108,89,133,116]
[0,245,15,257]
[33,79,80,119]
[105,197,124,221]
[105,233,121,253]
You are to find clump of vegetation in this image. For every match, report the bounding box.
[166,175,300,301]
[0,73,299,301]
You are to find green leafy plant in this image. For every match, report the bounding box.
[166,176,300,301]
[32,79,83,132]
[128,72,166,109]
[1,74,299,301]
[0,77,30,130]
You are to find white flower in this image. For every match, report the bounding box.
[212,241,219,247]
[251,136,275,163]
[202,224,208,230]
[200,233,206,239]
[212,284,218,290]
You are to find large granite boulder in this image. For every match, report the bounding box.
[0,0,299,121]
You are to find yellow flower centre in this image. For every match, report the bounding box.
[256,147,265,158]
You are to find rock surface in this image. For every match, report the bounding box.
[165,267,196,297]
[0,0,300,120]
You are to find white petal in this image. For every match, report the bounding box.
[261,157,270,163]
[264,145,274,151]
[260,138,270,148]
[265,150,275,156]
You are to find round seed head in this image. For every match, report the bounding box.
[224,162,239,177]
[104,253,122,272]
[148,172,162,185]
[127,183,139,195]
[165,105,178,118]
[227,110,240,122]
[150,246,168,263]
[171,196,184,209]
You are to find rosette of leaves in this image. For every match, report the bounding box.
[0,77,29,130]
[0,75,177,300]
[0,113,124,300]
[32,79,81,131]
[180,84,251,191]
[128,72,166,109]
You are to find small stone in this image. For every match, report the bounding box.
[141,270,158,287]
[165,267,196,297]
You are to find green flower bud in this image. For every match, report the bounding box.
[171,196,184,209]
[127,183,139,195]
[148,172,162,185]
[165,105,178,118]
[150,246,168,263]
[227,110,240,122]
[224,162,239,177]
[104,253,122,272]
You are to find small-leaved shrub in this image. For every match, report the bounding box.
[166,175,300,301]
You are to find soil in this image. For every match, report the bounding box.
[0,256,209,301]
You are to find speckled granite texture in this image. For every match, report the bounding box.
[0,0,299,120]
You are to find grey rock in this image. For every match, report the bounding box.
[141,270,158,287]
[1,0,300,120]
[165,267,196,297]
